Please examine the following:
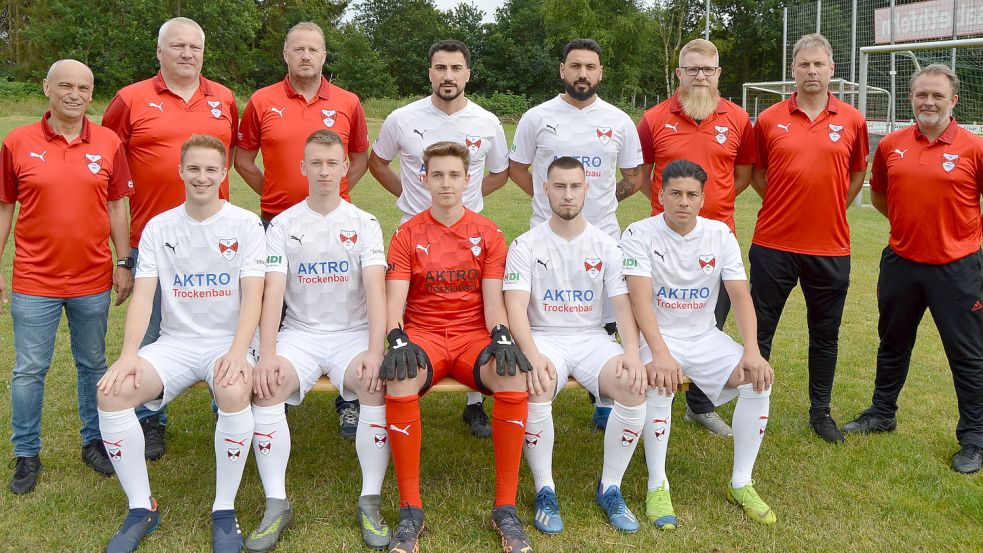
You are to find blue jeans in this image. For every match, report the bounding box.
[130,246,167,427]
[10,291,110,456]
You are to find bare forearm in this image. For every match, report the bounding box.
[346,150,369,192]
[234,151,265,195]
[509,161,533,197]
[364,267,386,353]
[258,276,286,353]
[108,199,131,259]
[616,167,642,201]
[846,170,866,205]
[369,154,403,197]
[230,278,264,354]
[482,170,509,196]
[505,292,538,355]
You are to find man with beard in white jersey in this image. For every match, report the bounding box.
[504,156,646,534]
[245,130,391,552]
[621,160,775,529]
[369,39,507,436]
[635,38,758,438]
[509,37,644,428]
[96,134,266,553]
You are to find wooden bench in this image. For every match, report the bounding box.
[193,375,690,392]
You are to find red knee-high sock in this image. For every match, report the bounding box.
[386,394,423,508]
[491,391,529,507]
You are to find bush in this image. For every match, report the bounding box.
[0,80,43,101]
[469,92,529,121]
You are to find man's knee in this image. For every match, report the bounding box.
[215,380,253,411]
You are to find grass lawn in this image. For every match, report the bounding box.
[0,113,981,552]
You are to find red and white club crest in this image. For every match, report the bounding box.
[322,109,336,127]
[524,431,542,448]
[698,254,715,276]
[340,229,358,251]
[227,448,241,462]
[104,439,123,462]
[470,236,482,257]
[219,238,239,261]
[943,153,959,172]
[85,153,102,175]
[596,126,613,145]
[257,440,271,456]
[621,428,640,447]
[374,434,387,449]
[652,418,668,440]
[714,126,729,145]
[828,123,843,142]
[758,415,769,437]
[584,258,602,279]
[465,135,481,155]
[208,100,222,118]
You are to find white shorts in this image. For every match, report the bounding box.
[275,327,368,404]
[139,335,251,411]
[533,331,624,401]
[640,330,743,406]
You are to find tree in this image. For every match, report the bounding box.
[326,24,398,98]
[480,0,556,103]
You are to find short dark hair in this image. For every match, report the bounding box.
[429,39,471,67]
[423,141,470,171]
[662,159,708,189]
[305,129,343,148]
[546,156,585,178]
[562,38,602,63]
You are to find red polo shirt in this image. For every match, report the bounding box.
[238,76,369,220]
[871,119,983,264]
[637,94,755,232]
[102,73,239,248]
[752,92,869,256]
[0,113,133,297]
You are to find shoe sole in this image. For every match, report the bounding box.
[490,520,531,553]
[388,522,425,553]
[358,509,391,550]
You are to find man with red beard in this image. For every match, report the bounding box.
[635,38,756,438]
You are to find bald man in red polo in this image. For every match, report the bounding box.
[844,64,983,475]
[1,60,133,494]
[102,16,239,459]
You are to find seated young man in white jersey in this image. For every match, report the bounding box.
[244,130,391,552]
[96,134,266,553]
[503,156,646,534]
[620,159,775,529]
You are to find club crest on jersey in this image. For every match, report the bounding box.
[469,236,482,256]
[465,135,481,155]
[257,440,271,456]
[714,126,729,144]
[208,100,222,118]
[322,109,336,127]
[621,428,639,447]
[596,126,613,144]
[374,434,387,448]
[584,258,602,279]
[219,238,239,261]
[943,153,959,172]
[85,153,102,174]
[699,254,716,276]
[828,123,843,142]
[340,230,358,251]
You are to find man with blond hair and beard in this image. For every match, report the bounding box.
[634,38,756,438]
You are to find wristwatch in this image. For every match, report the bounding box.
[116,256,135,270]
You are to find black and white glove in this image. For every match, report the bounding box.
[476,324,533,377]
[381,327,431,381]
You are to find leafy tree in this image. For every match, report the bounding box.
[326,23,398,98]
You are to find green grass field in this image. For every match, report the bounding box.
[0,113,981,552]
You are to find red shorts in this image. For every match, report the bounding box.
[405,326,491,395]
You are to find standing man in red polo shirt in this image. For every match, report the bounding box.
[236,20,370,440]
[635,38,756,438]
[751,33,869,443]
[1,60,133,494]
[102,16,240,460]
[844,65,983,474]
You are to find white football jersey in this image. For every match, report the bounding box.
[136,202,266,339]
[266,200,386,333]
[504,220,627,334]
[510,96,643,238]
[373,97,509,220]
[620,215,745,341]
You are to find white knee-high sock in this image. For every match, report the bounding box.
[643,390,674,492]
[466,392,483,406]
[99,408,152,509]
[356,404,390,497]
[731,384,771,488]
[213,406,254,512]
[522,401,555,492]
[252,403,290,500]
[600,401,646,493]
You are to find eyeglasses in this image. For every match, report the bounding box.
[680,66,719,76]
